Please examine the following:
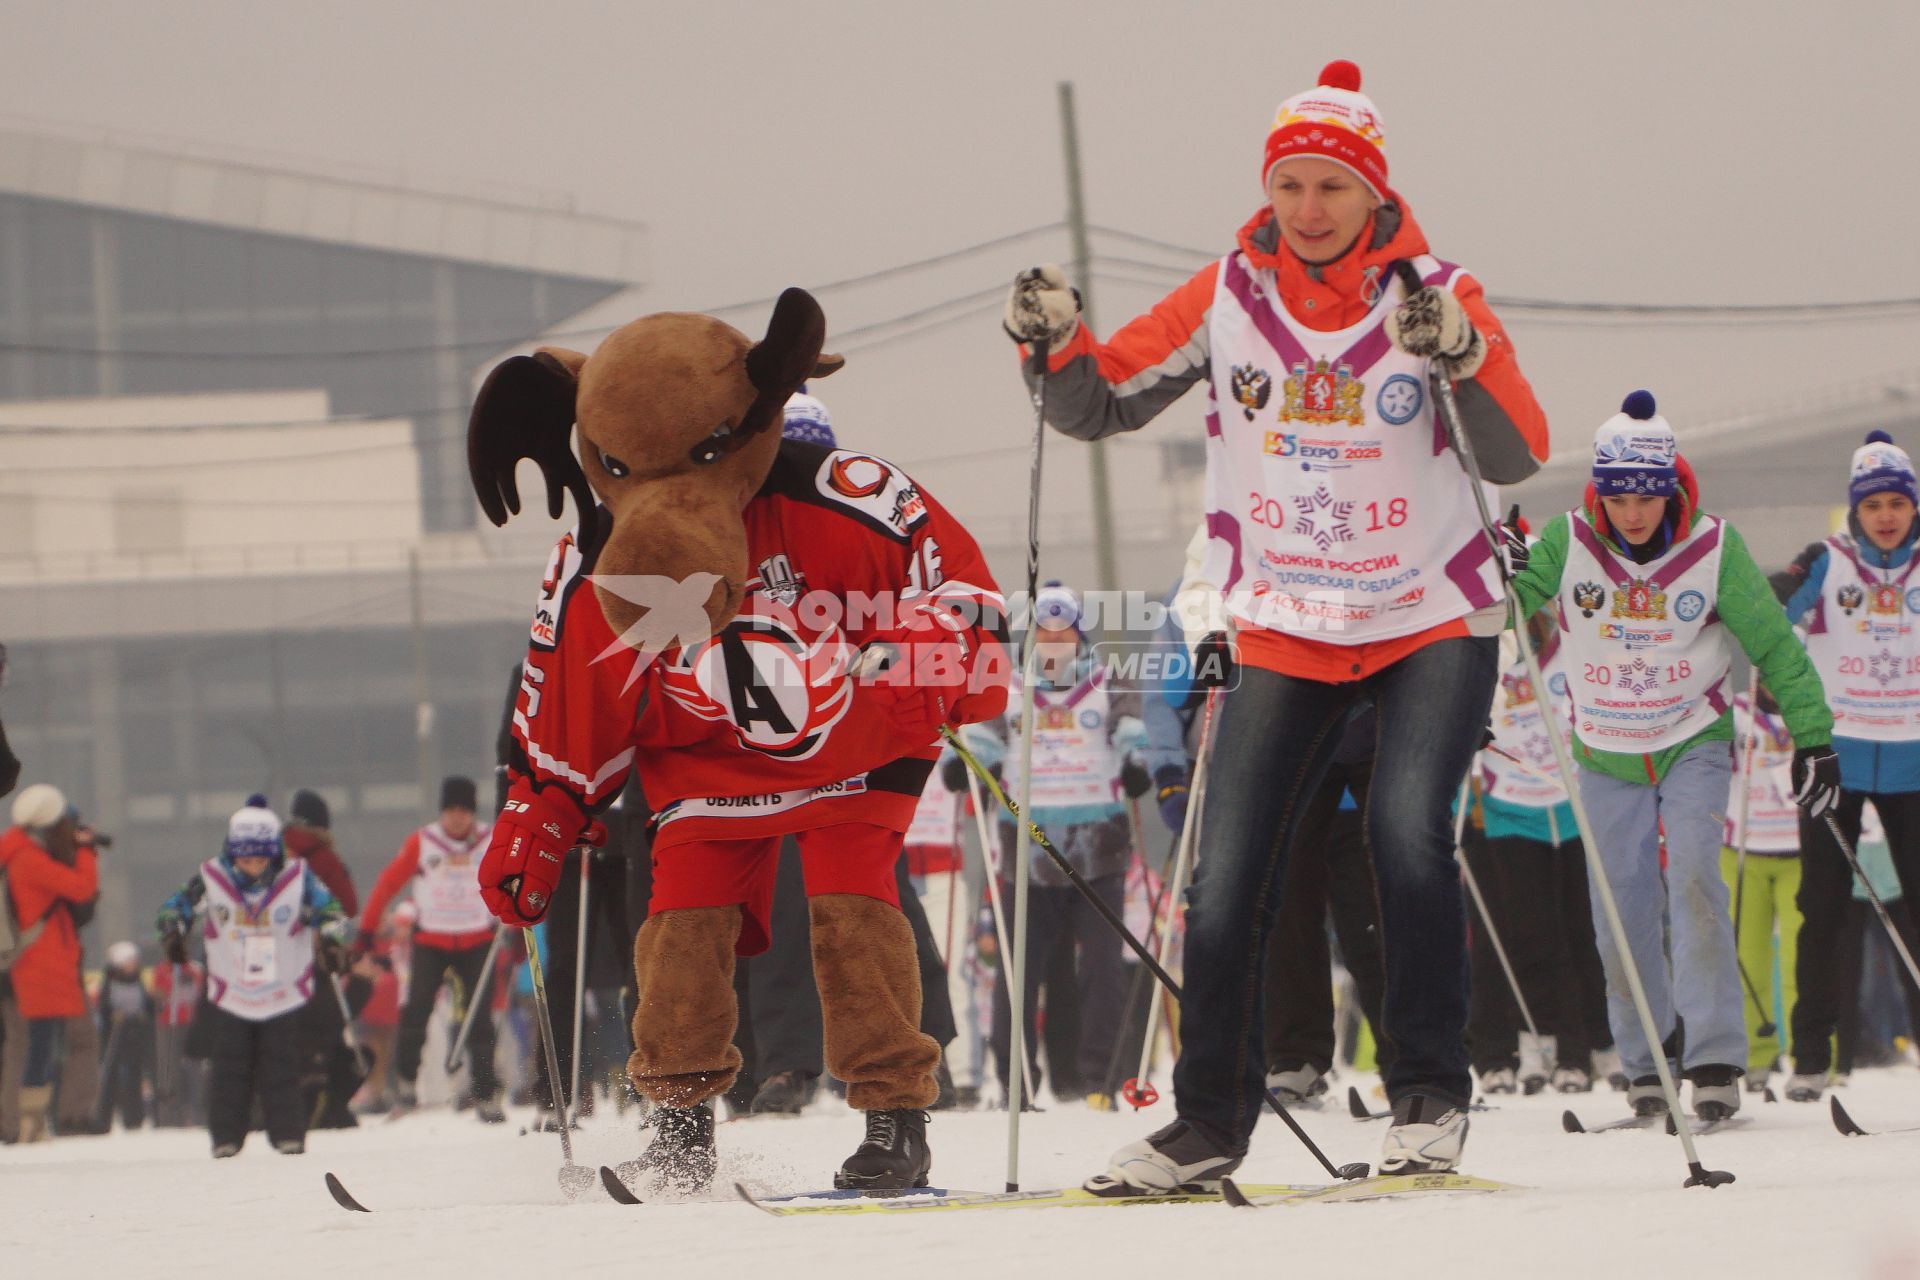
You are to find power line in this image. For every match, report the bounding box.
[0,285,1036,470]
[0,222,1066,362]
[0,405,464,436]
[1088,224,1218,262]
[1093,225,1920,320]
[0,284,1033,448]
[835,290,1006,354]
[2,428,467,474]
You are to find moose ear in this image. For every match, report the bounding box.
[728,287,830,450]
[467,349,591,527]
[812,351,845,379]
[744,288,827,395]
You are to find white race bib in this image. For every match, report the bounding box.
[1803,535,1920,742]
[1557,514,1732,753]
[1196,254,1501,644]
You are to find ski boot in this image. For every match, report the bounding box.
[1517,1032,1555,1096]
[836,1109,932,1190]
[1381,1094,1467,1173]
[1685,1064,1742,1121]
[612,1103,717,1196]
[391,1078,419,1115]
[1784,1071,1826,1102]
[1593,1047,1629,1091]
[1265,1062,1329,1107]
[1551,1064,1592,1093]
[212,1142,241,1159]
[1090,1117,1246,1195]
[474,1093,507,1125]
[1628,1075,1669,1117]
[1478,1066,1518,1095]
[273,1138,305,1155]
[750,1070,818,1116]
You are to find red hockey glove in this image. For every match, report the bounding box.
[480,784,588,925]
[857,600,978,738]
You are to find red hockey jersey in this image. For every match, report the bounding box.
[508,440,1010,851]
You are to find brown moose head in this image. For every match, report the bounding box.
[468,288,843,649]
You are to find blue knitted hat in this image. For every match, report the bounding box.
[223,796,283,862]
[1848,430,1918,509]
[1591,391,1677,498]
[781,392,836,448]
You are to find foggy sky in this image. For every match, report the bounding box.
[4,0,1917,580]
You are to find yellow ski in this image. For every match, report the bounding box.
[735,1181,1325,1217]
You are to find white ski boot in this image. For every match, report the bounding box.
[1785,1071,1826,1102]
[1685,1065,1741,1121]
[1517,1032,1555,1095]
[1264,1063,1328,1106]
[1380,1094,1467,1173]
[1593,1047,1629,1091]
[1628,1075,1669,1117]
[1551,1064,1592,1093]
[1090,1118,1246,1194]
[1478,1066,1517,1095]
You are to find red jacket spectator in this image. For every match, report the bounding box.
[284,823,358,918]
[284,789,359,917]
[0,824,99,1019]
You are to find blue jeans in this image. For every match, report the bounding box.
[1172,636,1496,1145]
[24,1018,63,1087]
[1576,742,1744,1078]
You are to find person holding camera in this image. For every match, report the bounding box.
[1,783,101,1142]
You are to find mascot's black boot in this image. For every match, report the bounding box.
[835,1108,931,1189]
[616,1103,717,1195]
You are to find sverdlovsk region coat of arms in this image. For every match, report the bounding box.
[1281,358,1365,426]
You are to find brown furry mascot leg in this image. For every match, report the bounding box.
[810,893,940,1110]
[626,905,744,1108]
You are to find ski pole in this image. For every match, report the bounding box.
[1728,674,1779,1038]
[1007,643,1041,1191]
[961,752,1038,1105]
[1003,334,1051,1194]
[444,925,506,1074]
[1104,840,1175,1101]
[1129,687,1218,1106]
[946,725,1186,993]
[944,792,963,976]
[326,970,374,1076]
[1824,813,1920,995]
[946,719,1369,1181]
[521,922,597,1198]
[1413,323,1730,1188]
[1453,775,1541,1041]
[569,847,591,1125]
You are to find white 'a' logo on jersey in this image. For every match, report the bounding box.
[659,611,857,760]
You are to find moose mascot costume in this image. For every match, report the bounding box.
[471,289,1009,1194]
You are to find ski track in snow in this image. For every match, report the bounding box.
[10,1069,1920,1279]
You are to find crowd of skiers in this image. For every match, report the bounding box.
[10,56,1920,1204]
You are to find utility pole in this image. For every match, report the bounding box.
[1058,81,1120,605]
[409,549,436,806]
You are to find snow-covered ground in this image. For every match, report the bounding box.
[10,1069,1920,1280]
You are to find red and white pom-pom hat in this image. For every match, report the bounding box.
[1262,60,1388,198]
